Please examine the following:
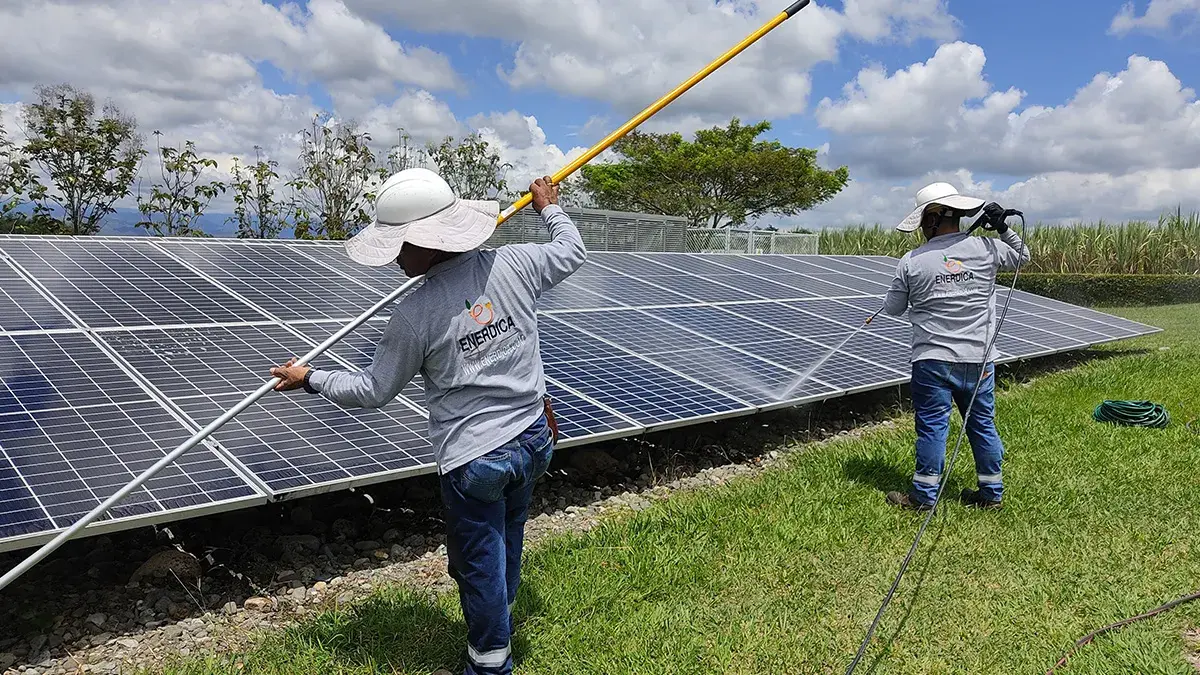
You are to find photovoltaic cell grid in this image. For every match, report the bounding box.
[0,239,268,328]
[0,333,260,542]
[159,240,387,321]
[0,259,72,333]
[0,236,1161,550]
[98,324,433,493]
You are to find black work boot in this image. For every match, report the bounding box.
[960,488,1002,510]
[886,491,934,512]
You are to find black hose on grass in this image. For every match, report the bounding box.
[1045,590,1200,674]
[1091,400,1170,428]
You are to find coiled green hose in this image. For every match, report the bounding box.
[1092,400,1170,428]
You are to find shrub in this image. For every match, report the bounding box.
[1003,273,1200,306]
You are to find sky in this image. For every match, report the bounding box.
[1,0,1199,231]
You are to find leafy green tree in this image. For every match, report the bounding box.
[21,83,146,235]
[578,118,848,228]
[0,120,40,234]
[135,132,226,237]
[424,132,512,200]
[227,146,285,240]
[288,113,386,241]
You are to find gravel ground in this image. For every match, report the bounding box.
[0,353,1115,675]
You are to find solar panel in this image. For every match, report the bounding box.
[159,240,385,321]
[537,282,626,311]
[643,305,795,345]
[561,275,700,307]
[1,333,160,414]
[0,237,1162,551]
[98,324,433,495]
[0,259,72,332]
[721,301,863,337]
[641,346,840,407]
[552,308,724,355]
[289,242,416,296]
[0,239,268,328]
[543,380,639,444]
[0,332,262,547]
[174,393,431,493]
[538,316,753,426]
[738,337,909,392]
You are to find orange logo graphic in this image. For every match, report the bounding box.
[465,299,494,325]
[942,254,964,273]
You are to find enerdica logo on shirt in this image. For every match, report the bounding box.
[935,254,976,285]
[459,297,519,354]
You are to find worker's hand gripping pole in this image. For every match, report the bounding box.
[1,0,816,591]
[0,276,423,592]
[497,0,813,225]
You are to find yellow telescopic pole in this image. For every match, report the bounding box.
[497,0,813,224]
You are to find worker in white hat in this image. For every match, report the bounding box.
[271,168,586,675]
[880,182,1031,512]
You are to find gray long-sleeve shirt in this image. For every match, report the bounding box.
[882,228,1031,363]
[307,204,587,474]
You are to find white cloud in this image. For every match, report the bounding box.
[0,0,462,159]
[1109,0,1200,35]
[814,42,1200,180]
[786,167,1200,230]
[467,111,599,192]
[346,0,958,125]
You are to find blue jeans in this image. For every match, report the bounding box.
[439,414,555,675]
[910,360,1005,505]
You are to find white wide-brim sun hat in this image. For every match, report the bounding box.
[896,182,986,232]
[344,167,499,267]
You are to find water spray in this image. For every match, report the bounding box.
[776,307,884,401]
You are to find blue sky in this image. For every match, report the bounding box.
[2,0,1199,228]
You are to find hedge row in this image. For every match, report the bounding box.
[999,273,1200,307]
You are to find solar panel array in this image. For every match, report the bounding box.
[0,235,1159,551]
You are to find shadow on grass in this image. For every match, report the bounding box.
[205,583,544,675]
[842,455,910,495]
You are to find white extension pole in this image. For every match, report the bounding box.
[0,275,425,592]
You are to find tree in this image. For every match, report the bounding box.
[384,128,431,174]
[21,83,146,235]
[227,146,285,240]
[578,118,848,228]
[0,120,38,234]
[424,132,511,200]
[288,113,386,241]
[135,132,226,237]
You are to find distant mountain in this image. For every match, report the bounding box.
[6,204,295,238]
[97,208,246,237]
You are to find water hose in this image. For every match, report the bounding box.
[1092,400,1170,428]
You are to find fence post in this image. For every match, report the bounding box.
[770,231,777,254]
[725,227,732,253]
[746,229,753,254]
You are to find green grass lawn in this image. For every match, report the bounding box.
[166,304,1200,675]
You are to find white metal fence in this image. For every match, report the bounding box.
[685,227,819,254]
[488,206,819,254]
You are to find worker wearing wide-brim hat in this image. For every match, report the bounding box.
[272,168,587,675]
[880,181,1031,511]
